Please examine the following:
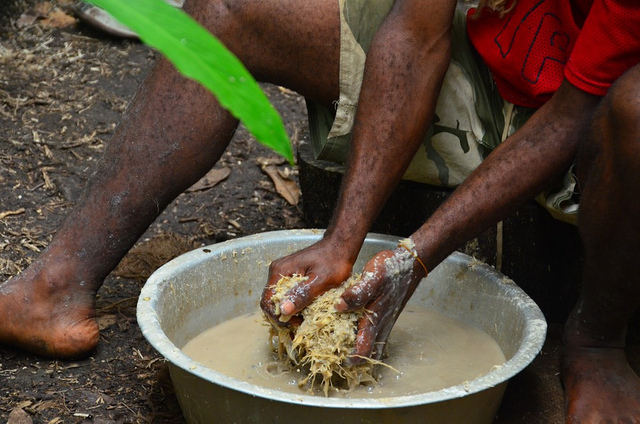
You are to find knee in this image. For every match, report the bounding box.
[182,0,246,36]
[602,64,640,138]
[590,64,640,161]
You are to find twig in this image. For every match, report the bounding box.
[97,297,138,313]
[0,208,25,220]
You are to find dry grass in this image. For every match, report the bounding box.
[268,274,380,396]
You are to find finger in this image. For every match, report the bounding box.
[264,313,302,330]
[349,287,407,364]
[339,273,380,311]
[261,266,300,325]
[264,256,306,318]
[339,250,394,311]
[260,283,277,316]
[345,310,378,366]
[261,258,288,315]
[266,256,292,287]
[367,295,405,360]
[279,299,297,316]
[280,273,339,316]
[277,314,303,327]
[260,284,286,326]
[371,313,396,360]
[261,286,304,330]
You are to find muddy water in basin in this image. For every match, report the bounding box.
[182,304,506,398]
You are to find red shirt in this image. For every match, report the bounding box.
[467,0,640,108]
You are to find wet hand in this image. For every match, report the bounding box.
[336,245,426,364]
[260,239,353,326]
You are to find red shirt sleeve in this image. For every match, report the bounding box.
[467,0,640,107]
[565,0,640,97]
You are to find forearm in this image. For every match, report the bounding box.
[324,0,456,262]
[411,81,602,270]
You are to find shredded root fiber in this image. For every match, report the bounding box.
[266,274,381,396]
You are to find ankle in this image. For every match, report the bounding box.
[564,312,627,350]
[35,253,100,291]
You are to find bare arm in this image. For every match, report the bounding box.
[339,80,602,360]
[264,0,458,317]
[411,80,601,271]
[324,0,457,259]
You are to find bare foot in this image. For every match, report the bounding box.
[0,267,99,359]
[562,345,640,423]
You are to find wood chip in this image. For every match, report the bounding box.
[7,408,33,424]
[96,314,118,331]
[0,208,26,220]
[40,10,77,29]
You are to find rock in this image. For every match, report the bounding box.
[7,408,33,424]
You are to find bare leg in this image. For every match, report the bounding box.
[0,0,340,358]
[563,64,640,422]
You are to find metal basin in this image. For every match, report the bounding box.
[137,229,547,423]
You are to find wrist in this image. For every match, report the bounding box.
[321,227,366,264]
[398,238,428,277]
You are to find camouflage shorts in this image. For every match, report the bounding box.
[306,0,579,224]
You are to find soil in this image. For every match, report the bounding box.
[1,1,307,422]
[4,1,632,423]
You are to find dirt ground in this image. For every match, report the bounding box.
[4,1,638,423]
[1,1,307,422]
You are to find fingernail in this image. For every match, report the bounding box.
[334,298,347,312]
[280,300,295,316]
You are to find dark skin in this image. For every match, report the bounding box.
[268,65,640,424]
[0,0,638,421]
[561,64,640,423]
[0,0,342,359]
[264,4,640,422]
[263,0,456,317]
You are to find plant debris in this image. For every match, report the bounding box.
[258,156,301,205]
[0,0,307,422]
[268,274,383,396]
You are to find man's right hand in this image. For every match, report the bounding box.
[260,237,355,325]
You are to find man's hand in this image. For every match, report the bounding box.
[260,238,354,325]
[337,246,426,364]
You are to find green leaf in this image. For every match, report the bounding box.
[85,0,293,162]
